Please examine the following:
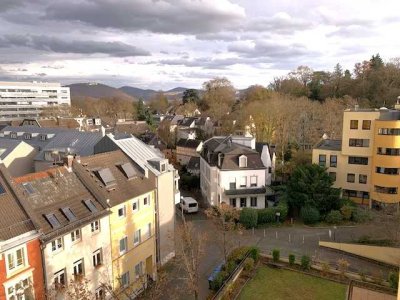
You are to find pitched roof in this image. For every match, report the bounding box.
[201,136,265,170]
[176,139,202,148]
[178,117,197,127]
[314,139,342,151]
[75,150,155,207]
[14,166,109,240]
[0,165,35,241]
[0,139,25,160]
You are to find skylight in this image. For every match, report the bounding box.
[0,183,5,194]
[61,207,76,222]
[22,182,36,195]
[44,213,61,229]
[97,168,116,186]
[83,199,97,213]
[120,162,137,179]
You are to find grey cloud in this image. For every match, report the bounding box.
[0,0,27,12]
[45,0,245,34]
[0,34,150,57]
[41,65,64,69]
[326,25,375,38]
[246,13,313,34]
[196,32,240,41]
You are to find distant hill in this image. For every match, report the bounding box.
[68,83,136,101]
[119,86,190,101]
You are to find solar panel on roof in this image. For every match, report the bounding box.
[22,182,36,195]
[45,213,61,229]
[83,199,98,213]
[97,168,116,186]
[61,207,76,222]
[120,162,137,179]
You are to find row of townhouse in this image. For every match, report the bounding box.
[0,134,179,299]
[312,102,400,209]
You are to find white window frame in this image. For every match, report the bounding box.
[118,205,126,218]
[250,176,257,187]
[145,223,151,239]
[239,155,247,168]
[250,197,257,207]
[91,220,100,233]
[134,262,143,279]
[132,199,139,213]
[143,196,150,206]
[73,259,84,277]
[119,237,128,254]
[95,287,106,299]
[51,238,63,253]
[6,246,27,273]
[134,229,141,246]
[54,268,66,289]
[240,176,247,188]
[120,271,130,288]
[93,248,102,268]
[71,229,81,244]
[5,275,32,300]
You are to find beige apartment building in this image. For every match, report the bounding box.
[313,104,400,209]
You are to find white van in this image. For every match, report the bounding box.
[179,197,199,213]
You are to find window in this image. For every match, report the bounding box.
[7,247,25,271]
[73,259,84,278]
[348,156,368,165]
[268,167,272,174]
[347,173,355,183]
[377,147,400,156]
[362,120,371,130]
[350,120,358,129]
[132,199,139,212]
[161,164,166,172]
[51,238,63,252]
[93,249,102,267]
[10,132,17,139]
[239,155,247,168]
[250,197,257,207]
[318,155,326,167]
[118,206,126,218]
[375,185,398,194]
[250,176,257,187]
[376,167,399,175]
[229,178,236,190]
[240,198,246,208]
[134,229,141,246]
[349,139,369,147]
[145,223,152,239]
[6,278,31,299]
[359,174,367,184]
[95,287,105,300]
[71,229,81,243]
[135,262,143,279]
[230,198,236,207]
[40,134,47,141]
[378,128,400,135]
[119,237,128,254]
[84,199,98,212]
[91,220,100,233]
[121,272,130,287]
[330,155,337,167]
[329,172,336,181]
[24,133,31,140]
[22,182,35,195]
[240,176,247,188]
[144,196,150,206]
[54,269,66,289]
[61,207,76,222]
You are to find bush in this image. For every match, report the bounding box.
[301,255,311,270]
[325,210,343,224]
[275,200,289,221]
[337,259,350,278]
[352,209,371,223]
[257,209,275,224]
[272,249,280,262]
[227,246,249,264]
[340,205,354,220]
[321,261,330,275]
[288,254,295,266]
[239,208,258,229]
[210,270,228,291]
[388,271,399,289]
[243,257,255,271]
[300,207,320,224]
[248,246,260,262]
[223,260,237,274]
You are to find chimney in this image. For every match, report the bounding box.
[354,104,359,111]
[101,126,106,137]
[75,155,81,163]
[64,154,74,171]
[395,96,400,111]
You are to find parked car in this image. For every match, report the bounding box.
[179,196,199,213]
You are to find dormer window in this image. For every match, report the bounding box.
[40,134,47,141]
[10,132,17,139]
[239,155,247,168]
[161,163,166,173]
[24,133,31,140]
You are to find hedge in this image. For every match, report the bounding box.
[325,210,343,224]
[239,208,258,228]
[256,200,288,225]
[301,206,320,224]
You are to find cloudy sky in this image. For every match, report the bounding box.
[0,0,399,90]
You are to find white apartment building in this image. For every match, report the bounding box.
[0,81,70,121]
[200,136,274,209]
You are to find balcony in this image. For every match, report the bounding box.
[224,185,273,196]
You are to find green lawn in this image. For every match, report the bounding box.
[238,266,347,300]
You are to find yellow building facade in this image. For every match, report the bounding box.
[313,106,400,208]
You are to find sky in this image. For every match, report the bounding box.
[0,0,399,90]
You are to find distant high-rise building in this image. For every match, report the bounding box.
[0,81,70,121]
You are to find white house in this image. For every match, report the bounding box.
[200,136,274,209]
